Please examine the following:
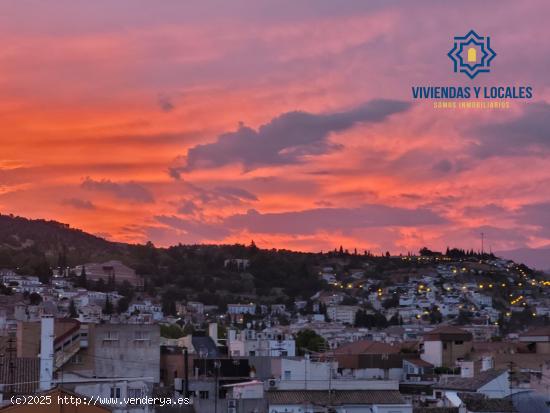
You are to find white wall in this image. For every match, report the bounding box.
[372,404,413,413]
[268,403,412,413]
[421,340,442,367]
[478,372,510,398]
[351,368,403,381]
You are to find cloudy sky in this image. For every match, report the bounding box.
[1,1,549,266]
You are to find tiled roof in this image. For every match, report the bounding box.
[333,340,401,355]
[192,336,219,357]
[406,358,433,367]
[0,357,40,395]
[423,326,473,342]
[434,369,507,391]
[267,390,406,406]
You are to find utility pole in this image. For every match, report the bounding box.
[481,232,485,256]
[214,360,221,413]
[6,334,15,398]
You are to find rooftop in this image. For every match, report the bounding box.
[332,340,401,355]
[0,357,40,395]
[434,369,507,391]
[423,326,473,342]
[267,390,407,406]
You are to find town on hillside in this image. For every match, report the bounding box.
[0,240,549,413]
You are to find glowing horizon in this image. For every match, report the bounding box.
[1,1,550,264]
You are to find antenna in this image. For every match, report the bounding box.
[481,232,485,256]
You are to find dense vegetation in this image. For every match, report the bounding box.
[1,214,548,334]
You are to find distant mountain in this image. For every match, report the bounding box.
[497,246,550,272]
[0,214,119,251]
[0,213,126,268]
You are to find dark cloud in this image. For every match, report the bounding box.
[471,102,550,158]
[214,186,258,201]
[223,204,446,235]
[170,99,411,176]
[464,225,530,246]
[516,202,550,233]
[155,215,230,239]
[497,245,550,270]
[399,193,423,201]
[432,159,453,174]
[81,177,154,203]
[177,200,201,215]
[184,183,258,206]
[62,198,96,210]
[158,93,175,112]
[462,203,509,218]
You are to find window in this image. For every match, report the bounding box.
[128,388,143,398]
[281,351,288,356]
[134,330,151,346]
[103,331,120,347]
[249,351,255,356]
[110,387,121,398]
[70,354,82,364]
[105,331,119,340]
[199,391,209,399]
[284,370,291,380]
[135,331,150,340]
[454,340,464,345]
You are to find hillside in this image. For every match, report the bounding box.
[1,214,547,322]
[0,213,127,271]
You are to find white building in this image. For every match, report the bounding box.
[267,357,411,413]
[126,300,163,321]
[228,328,295,357]
[434,369,510,399]
[327,305,359,325]
[227,303,256,315]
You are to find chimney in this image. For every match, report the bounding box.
[481,355,494,372]
[459,360,474,378]
[39,316,55,391]
[209,322,218,344]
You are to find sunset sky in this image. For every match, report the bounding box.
[1,1,550,266]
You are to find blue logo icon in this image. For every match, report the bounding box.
[448,30,496,79]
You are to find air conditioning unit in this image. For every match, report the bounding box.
[268,379,278,389]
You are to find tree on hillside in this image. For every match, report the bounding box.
[69,300,78,318]
[295,329,327,355]
[29,292,42,305]
[117,297,130,314]
[32,256,53,284]
[160,324,185,339]
[103,296,113,315]
[76,266,87,288]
